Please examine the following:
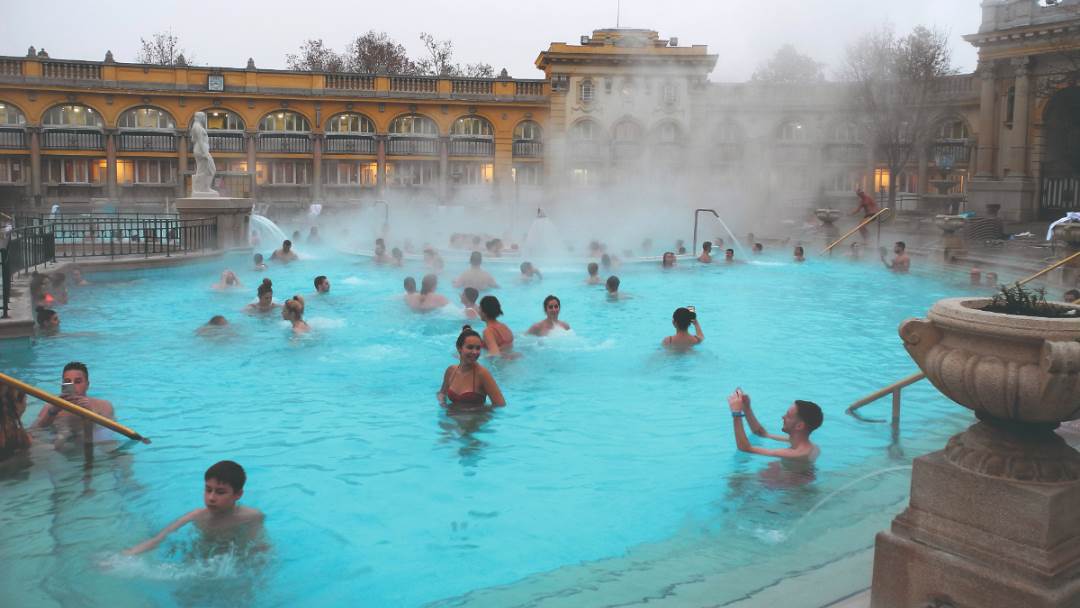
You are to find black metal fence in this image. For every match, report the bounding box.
[2,225,56,318]
[15,216,218,260]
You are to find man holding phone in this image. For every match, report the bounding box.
[726,388,822,462]
[33,362,115,433]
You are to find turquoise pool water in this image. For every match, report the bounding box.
[0,246,981,607]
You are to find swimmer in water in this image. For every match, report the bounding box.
[270,239,298,264]
[245,279,279,314]
[793,246,806,263]
[390,247,404,267]
[36,307,60,334]
[520,262,543,282]
[437,325,506,409]
[662,307,703,350]
[586,263,602,285]
[752,243,764,255]
[479,295,513,357]
[698,241,713,263]
[453,251,499,291]
[281,295,310,333]
[726,388,822,463]
[461,287,480,319]
[212,270,242,290]
[124,460,265,556]
[527,295,570,336]
[403,277,418,307]
[313,275,330,295]
[424,248,445,274]
[410,274,449,311]
[606,275,622,300]
[196,315,231,336]
[253,253,268,271]
[661,252,677,269]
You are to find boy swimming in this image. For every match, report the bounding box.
[124,461,264,555]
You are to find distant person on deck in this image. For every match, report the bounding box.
[726,388,822,463]
[453,252,499,291]
[852,188,879,240]
[881,241,911,273]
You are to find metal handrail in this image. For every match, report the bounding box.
[821,208,891,255]
[692,208,719,255]
[1016,250,1080,286]
[0,371,150,443]
[846,371,926,423]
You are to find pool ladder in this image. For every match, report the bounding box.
[821,208,891,255]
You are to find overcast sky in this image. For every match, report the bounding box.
[0,0,981,81]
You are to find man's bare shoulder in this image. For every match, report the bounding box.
[89,398,115,419]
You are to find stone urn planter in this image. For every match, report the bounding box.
[934,215,967,262]
[1052,222,1080,285]
[871,297,1080,608]
[815,208,841,242]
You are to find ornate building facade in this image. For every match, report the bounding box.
[0,0,1076,221]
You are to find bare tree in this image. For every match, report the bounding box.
[136,31,193,66]
[416,33,494,78]
[286,39,345,72]
[343,31,417,74]
[752,45,825,84]
[843,25,954,208]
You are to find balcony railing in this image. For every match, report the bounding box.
[824,143,866,164]
[513,140,543,158]
[324,135,377,155]
[387,137,439,156]
[208,132,245,153]
[515,81,545,97]
[0,127,26,149]
[451,79,492,96]
[41,128,103,150]
[118,131,176,152]
[390,76,438,94]
[933,75,975,98]
[258,133,311,154]
[325,74,375,91]
[449,138,494,157]
[42,60,101,80]
[569,140,606,161]
[0,59,21,76]
[932,141,972,164]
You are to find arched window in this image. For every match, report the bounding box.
[389,114,438,137]
[778,121,807,142]
[326,113,375,134]
[580,79,595,103]
[118,106,176,129]
[0,102,26,126]
[655,122,681,144]
[830,122,860,143]
[661,82,678,105]
[259,111,310,132]
[570,119,600,141]
[937,119,969,140]
[451,116,493,137]
[202,110,245,131]
[613,120,642,143]
[514,121,542,141]
[715,123,743,144]
[43,104,103,128]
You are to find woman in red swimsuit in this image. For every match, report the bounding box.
[478,295,515,357]
[438,326,506,409]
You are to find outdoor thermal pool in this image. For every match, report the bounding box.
[0,246,981,607]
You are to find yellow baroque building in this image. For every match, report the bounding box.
[0,0,1077,221]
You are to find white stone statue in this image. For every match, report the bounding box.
[190,111,219,197]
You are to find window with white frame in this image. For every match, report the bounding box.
[512,163,542,186]
[43,105,103,128]
[450,161,493,185]
[259,111,310,132]
[44,158,105,183]
[778,121,807,142]
[570,120,598,141]
[119,107,176,129]
[580,79,595,103]
[570,167,593,186]
[0,158,23,183]
[662,82,678,104]
[0,103,26,126]
[389,115,438,136]
[256,160,310,185]
[613,121,642,142]
[387,161,438,186]
[327,113,375,133]
[937,119,969,140]
[451,116,493,137]
[656,122,680,144]
[116,159,176,185]
[204,110,245,131]
[826,170,864,192]
[514,121,542,141]
[830,122,860,143]
[323,160,377,185]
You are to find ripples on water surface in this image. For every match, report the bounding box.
[0,248,981,607]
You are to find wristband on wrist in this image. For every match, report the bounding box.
[732,411,746,418]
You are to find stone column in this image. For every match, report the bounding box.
[105,128,117,201]
[1008,57,1031,179]
[246,131,257,196]
[439,136,449,203]
[311,133,322,202]
[976,61,997,178]
[176,130,188,199]
[28,126,42,207]
[376,135,387,196]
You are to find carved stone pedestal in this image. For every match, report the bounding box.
[935,214,967,262]
[175,197,253,250]
[872,421,1080,608]
[815,208,841,246]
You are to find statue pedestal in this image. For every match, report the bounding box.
[935,214,968,262]
[175,197,252,250]
[872,431,1080,608]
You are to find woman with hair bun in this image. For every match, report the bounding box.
[281,295,310,333]
[437,325,506,408]
[246,278,279,313]
[478,295,514,356]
